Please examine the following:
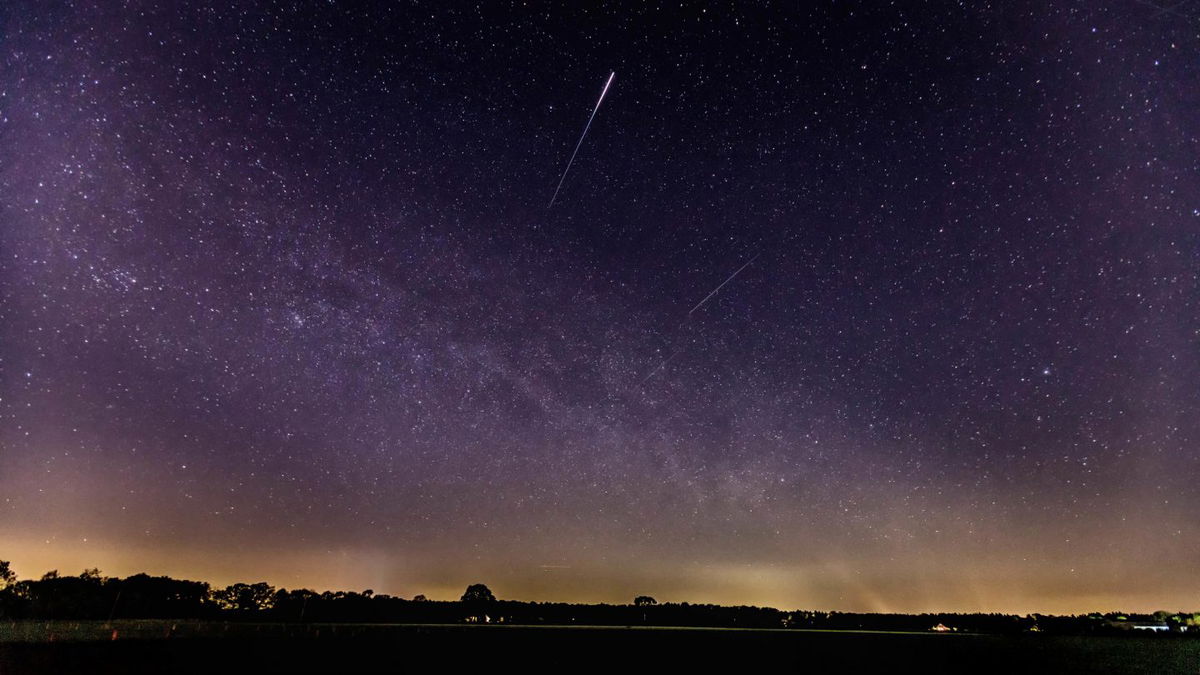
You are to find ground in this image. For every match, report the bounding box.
[1,622,1197,674]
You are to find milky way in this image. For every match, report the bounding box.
[1,2,1198,613]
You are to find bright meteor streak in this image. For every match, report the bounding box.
[548,71,615,208]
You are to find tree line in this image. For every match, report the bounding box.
[1,560,1196,635]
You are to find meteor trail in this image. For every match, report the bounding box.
[640,346,685,385]
[688,253,760,315]
[640,253,761,386]
[548,71,615,208]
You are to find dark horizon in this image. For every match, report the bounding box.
[2,559,1196,619]
[3,1,1198,617]
[3,562,1197,626]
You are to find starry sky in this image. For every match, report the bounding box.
[2,1,1198,614]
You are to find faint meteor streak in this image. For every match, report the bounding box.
[547,71,615,208]
[1134,0,1193,19]
[688,253,760,315]
[640,252,761,385]
[640,347,685,385]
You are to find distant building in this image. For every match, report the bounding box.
[930,623,953,632]
[1109,622,1170,633]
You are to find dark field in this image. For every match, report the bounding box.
[1,622,1197,674]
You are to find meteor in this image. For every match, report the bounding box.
[548,71,615,208]
[640,346,685,385]
[688,253,760,315]
[639,253,761,386]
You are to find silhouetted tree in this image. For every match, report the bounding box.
[634,596,657,607]
[214,582,276,611]
[412,594,428,602]
[112,573,210,618]
[461,584,496,603]
[0,560,19,620]
[461,583,496,622]
[20,568,109,618]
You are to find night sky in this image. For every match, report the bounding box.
[2,1,1198,614]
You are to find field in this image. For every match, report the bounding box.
[1,621,1197,673]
